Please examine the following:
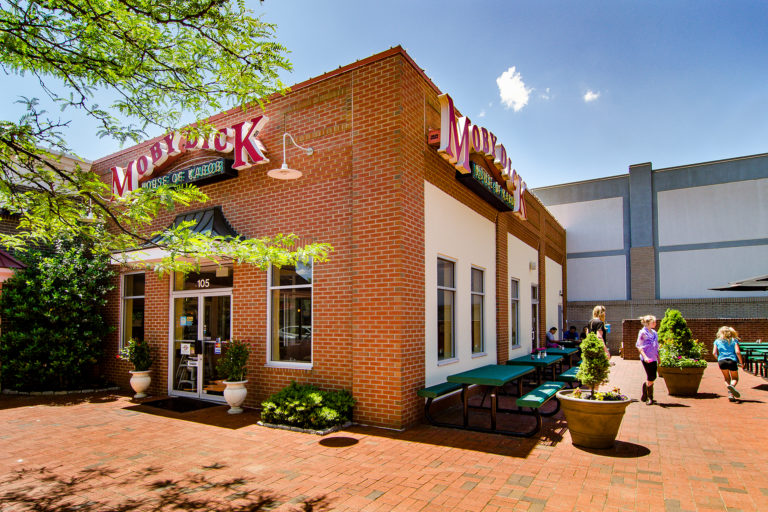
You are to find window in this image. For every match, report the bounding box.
[122,273,145,349]
[471,267,484,354]
[437,258,455,361]
[510,278,520,347]
[269,261,312,363]
[531,284,539,346]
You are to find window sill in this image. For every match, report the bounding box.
[437,358,459,367]
[264,362,313,371]
[471,352,488,359]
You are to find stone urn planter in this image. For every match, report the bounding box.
[658,366,705,396]
[129,370,152,399]
[121,339,153,400]
[217,340,250,414]
[222,380,248,414]
[557,389,631,449]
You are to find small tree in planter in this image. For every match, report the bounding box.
[574,332,619,400]
[657,309,707,396]
[216,340,250,414]
[557,332,630,449]
[120,338,153,399]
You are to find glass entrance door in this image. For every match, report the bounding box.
[171,293,231,399]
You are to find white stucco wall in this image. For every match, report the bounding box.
[657,178,768,246]
[545,257,563,336]
[424,182,497,386]
[507,234,539,359]
[659,245,768,299]
[566,256,627,301]
[546,197,624,253]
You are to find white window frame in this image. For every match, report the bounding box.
[470,266,485,356]
[510,278,520,348]
[437,256,457,364]
[266,261,313,369]
[531,284,539,347]
[120,272,145,351]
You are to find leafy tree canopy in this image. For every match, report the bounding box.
[0,0,331,273]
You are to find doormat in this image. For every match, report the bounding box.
[141,397,220,413]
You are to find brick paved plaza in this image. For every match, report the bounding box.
[1,358,766,511]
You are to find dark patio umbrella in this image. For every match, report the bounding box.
[709,274,768,291]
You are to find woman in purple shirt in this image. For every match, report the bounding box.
[636,315,659,405]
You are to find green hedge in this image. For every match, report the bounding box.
[261,381,355,430]
[0,242,114,391]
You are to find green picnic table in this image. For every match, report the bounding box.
[506,354,564,384]
[543,347,579,367]
[447,364,536,431]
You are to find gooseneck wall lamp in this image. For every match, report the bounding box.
[267,132,314,180]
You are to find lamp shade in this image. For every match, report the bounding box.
[267,163,303,180]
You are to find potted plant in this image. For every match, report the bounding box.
[657,309,707,396]
[216,340,250,414]
[556,332,630,449]
[120,338,152,399]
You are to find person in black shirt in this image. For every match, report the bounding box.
[587,305,611,360]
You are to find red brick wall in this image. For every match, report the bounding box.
[622,318,768,361]
[93,47,566,430]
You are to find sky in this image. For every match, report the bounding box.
[2,0,768,188]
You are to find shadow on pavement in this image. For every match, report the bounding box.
[573,440,651,458]
[124,400,261,430]
[0,392,121,411]
[0,462,332,512]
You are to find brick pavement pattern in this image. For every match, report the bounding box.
[1,358,766,512]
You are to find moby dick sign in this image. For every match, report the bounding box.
[437,94,527,220]
[111,116,269,197]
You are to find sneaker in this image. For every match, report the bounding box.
[728,392,736,402]
[641,383,648,403]
[727,384,740,398]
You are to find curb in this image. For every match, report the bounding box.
[2,386,121,396]
[257,421,353,436]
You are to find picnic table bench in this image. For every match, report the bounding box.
[557,366,581,387]
[417,382,463,425]
[417,364,562,437]
[739,343,768,376]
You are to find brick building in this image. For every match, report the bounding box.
[92,47,566,430]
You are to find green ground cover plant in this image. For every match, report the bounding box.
[261,381,355,430]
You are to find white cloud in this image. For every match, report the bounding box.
[496,66,531,112]
[584,90,601,102]
[478,109,486,118]
[540,87,551,100]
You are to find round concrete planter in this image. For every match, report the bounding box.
[557,389,631,449]
[658,366,705,396]
[223,380,248,414]
[129,370,151,399]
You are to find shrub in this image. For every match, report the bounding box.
[0,242,114,391]
[261,381,355,430]
[657,309,707,368]
[216,340,249,382]
[120,338,152,371]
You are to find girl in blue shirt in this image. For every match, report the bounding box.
[713,326,744,402]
